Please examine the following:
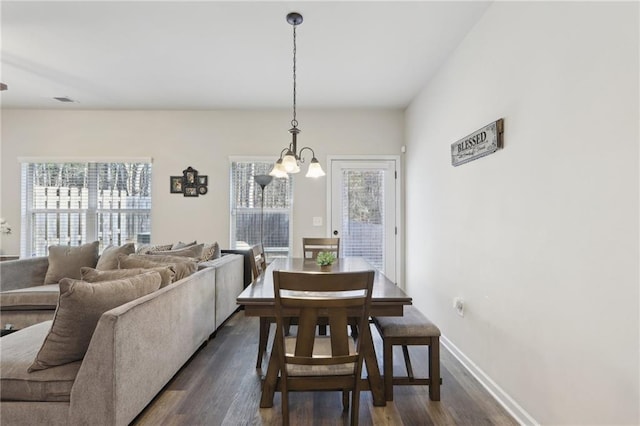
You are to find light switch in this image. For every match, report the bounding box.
[313,217,323,227]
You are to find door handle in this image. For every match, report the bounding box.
[333,230,338,236]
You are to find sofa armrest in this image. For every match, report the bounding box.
[197,253,242,270]
[0,257,49,291]
[208,254,244,329]
[69,266,217,426]
[221,249,252,287]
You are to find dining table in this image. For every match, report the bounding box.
[236,257,412,407]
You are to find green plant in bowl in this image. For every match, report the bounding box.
[316,251,336,267]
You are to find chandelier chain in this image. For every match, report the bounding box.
[291,24,298,128]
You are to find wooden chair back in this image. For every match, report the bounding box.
[272,269,374,425]
[249,244,267,282]
[302,237,340,260]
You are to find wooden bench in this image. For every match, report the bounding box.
[373,306,442,401]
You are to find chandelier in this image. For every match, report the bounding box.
[269,12,325,179]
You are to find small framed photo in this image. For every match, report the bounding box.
[198,175,208,186]
[198,185,208,195]
[170,176,183,193]
[184,187,198,197]
[185,171,196,185]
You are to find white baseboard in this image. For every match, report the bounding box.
[441,335,539,426]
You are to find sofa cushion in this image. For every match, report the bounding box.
[171,240,197,250]
[81,265,176,288]
[121,254,197,281]
[0,284,59,310]
[200,242,220,262]
[44,241,100,284]
[1,321,81,402]
[149,243,204,259]
[28,272,162,372]
[135,243,173,254]
[95,242,135,270]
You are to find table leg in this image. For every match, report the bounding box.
[260,322,282,408]
[361,324,386,406]
[256,317,270,369]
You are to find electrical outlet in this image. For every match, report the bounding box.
[453,297,464,317]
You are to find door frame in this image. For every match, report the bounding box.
[326,155,403,287]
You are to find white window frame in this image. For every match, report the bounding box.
[19,157,153,257]
[229,156,294,258]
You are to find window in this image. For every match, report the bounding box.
[20,160,152,257]
[341,169,385,270]
[230,159,293,258]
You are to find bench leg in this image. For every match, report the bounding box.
[429,337,441,401]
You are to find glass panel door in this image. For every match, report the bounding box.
[330,160,396,281]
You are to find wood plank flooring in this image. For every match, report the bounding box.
[133,311,518,425]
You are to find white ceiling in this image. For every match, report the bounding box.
[0,1,491,110]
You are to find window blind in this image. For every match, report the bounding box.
[230,160,293,258]
[20,161,152,257]
[341,169,385,270]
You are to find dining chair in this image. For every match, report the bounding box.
[250,244,267,280]
[273,269,374,426]
[302,237,340,260]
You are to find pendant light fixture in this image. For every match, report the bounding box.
[270,12,325,179]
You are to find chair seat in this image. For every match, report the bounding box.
[284,336,356,376]
[374,306,441,338]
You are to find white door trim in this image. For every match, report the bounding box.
[326,155,403,287]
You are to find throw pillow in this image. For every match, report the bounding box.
[119,254,197,282]
[149,243,204,259]
[28,272,162,372]
[95,242,135,270]
[200,242,220,262]
[135,243,173,255]
[81,265,176,288]
[44,241,100,285]
[171,240,197,250]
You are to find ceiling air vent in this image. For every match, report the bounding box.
[53,96,77,103]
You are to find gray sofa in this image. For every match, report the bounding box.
[0,253,244,425]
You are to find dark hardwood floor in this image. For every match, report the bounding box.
[133,311,518,425]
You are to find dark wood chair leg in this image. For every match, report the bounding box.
[384,339,393,401]
[318,323,327,335]
[349,319,359,338]
[282,382,290,426]
[351,389,359,426]
[429,337,441,401]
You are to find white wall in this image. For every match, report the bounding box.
[405,2,638,425]
[0,109,403,258]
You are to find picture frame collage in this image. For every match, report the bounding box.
[170,166,208,197]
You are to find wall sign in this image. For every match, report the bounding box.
[451,119,504,167]
[170,166,208,197]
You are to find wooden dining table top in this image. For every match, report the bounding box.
[237,257,412,314]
